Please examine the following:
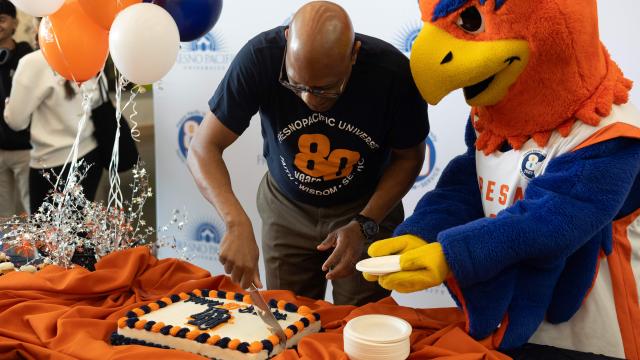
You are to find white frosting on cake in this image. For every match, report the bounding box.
[116,294,321,360]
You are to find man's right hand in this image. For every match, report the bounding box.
[218,217,263,290]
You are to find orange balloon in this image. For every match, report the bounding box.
[39,0,109,83]
[78,0,142,30]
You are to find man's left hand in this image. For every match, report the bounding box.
[317,221,365,280]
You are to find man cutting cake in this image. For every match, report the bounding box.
[188,1,429,305]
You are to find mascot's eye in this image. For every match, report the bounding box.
[456,6,484,34]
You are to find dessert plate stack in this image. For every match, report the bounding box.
[343,314,412,360]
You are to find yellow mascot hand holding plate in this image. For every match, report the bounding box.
[364,235,450,293]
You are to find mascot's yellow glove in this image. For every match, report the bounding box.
[362,234,428,282]
[363,235,450,293]
[380,242,450,293]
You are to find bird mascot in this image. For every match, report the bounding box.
[365,0,640,358]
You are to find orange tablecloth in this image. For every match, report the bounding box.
[0,247,510,360]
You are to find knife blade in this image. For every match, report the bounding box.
[248,283,287,347]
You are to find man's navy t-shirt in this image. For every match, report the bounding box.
[209,27,429,207]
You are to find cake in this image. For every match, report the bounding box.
[111,289,321,359]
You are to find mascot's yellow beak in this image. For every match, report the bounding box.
[410,23,530,106]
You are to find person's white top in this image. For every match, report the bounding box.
[4,50,100,169]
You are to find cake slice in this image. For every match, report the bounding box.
[112,289,321,360]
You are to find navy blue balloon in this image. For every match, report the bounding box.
[144,0,223,42]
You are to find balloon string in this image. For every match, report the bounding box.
[120,86,141,142]
[52,81,97,222]
[53,73,103,196]
[107,71,126,212]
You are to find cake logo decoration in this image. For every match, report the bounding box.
[188,306,231,330]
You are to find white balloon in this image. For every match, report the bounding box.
[10,0,64,17]
[109,3,180,85]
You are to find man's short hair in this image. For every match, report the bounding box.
[0,1,17,19]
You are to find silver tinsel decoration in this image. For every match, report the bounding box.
[0,161,156,269]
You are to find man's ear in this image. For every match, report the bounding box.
[284,28,289,41]
[351,40,362,65]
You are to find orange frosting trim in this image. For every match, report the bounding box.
[249,341,264,353]
[150,322,165,333]
[207,335,221,345]
[134,320,147,330]
[297,306,312,315]
[160,297,172,305]
[186,330,202,340]
[132,308,145,316]
[228,339,241,350]
[169,326,180,336]
[268,334,280,345]
[284,328,294,339]
[117,317,127,329]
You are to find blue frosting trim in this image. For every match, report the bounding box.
[287,324,299,335]
[261,339,274,355]
[111,332,171,349]
[195,333,211,344]
[216,337,232,348]
[237,342,250,353]
[143,321,156,331]
[284,303,298,312]
[300,317,310,327]
[176,328,189,338]
[125,318,138,329]
[159,325,172,335]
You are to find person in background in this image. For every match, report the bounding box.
[4,17,102,213]
[188,1,429,305]
[0,0,32,217]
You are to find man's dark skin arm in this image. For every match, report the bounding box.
[318,143,426,280]
[187,111,263,289]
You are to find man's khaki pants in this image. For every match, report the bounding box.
[0,149,30,217]
[257,173,403,306]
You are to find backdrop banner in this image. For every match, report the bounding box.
[153,0,640,308]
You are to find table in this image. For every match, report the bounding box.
[0,247,509,360]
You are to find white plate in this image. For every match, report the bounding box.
[355,255,401,276]
[344,314,412,344]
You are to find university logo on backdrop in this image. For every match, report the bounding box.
[177,30,233,71]
[413,134,441,190]
[177,111,205,160]
[174,219,225,264]
[394,20,423,55]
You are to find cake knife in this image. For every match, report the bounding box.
[248,283,288,348]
